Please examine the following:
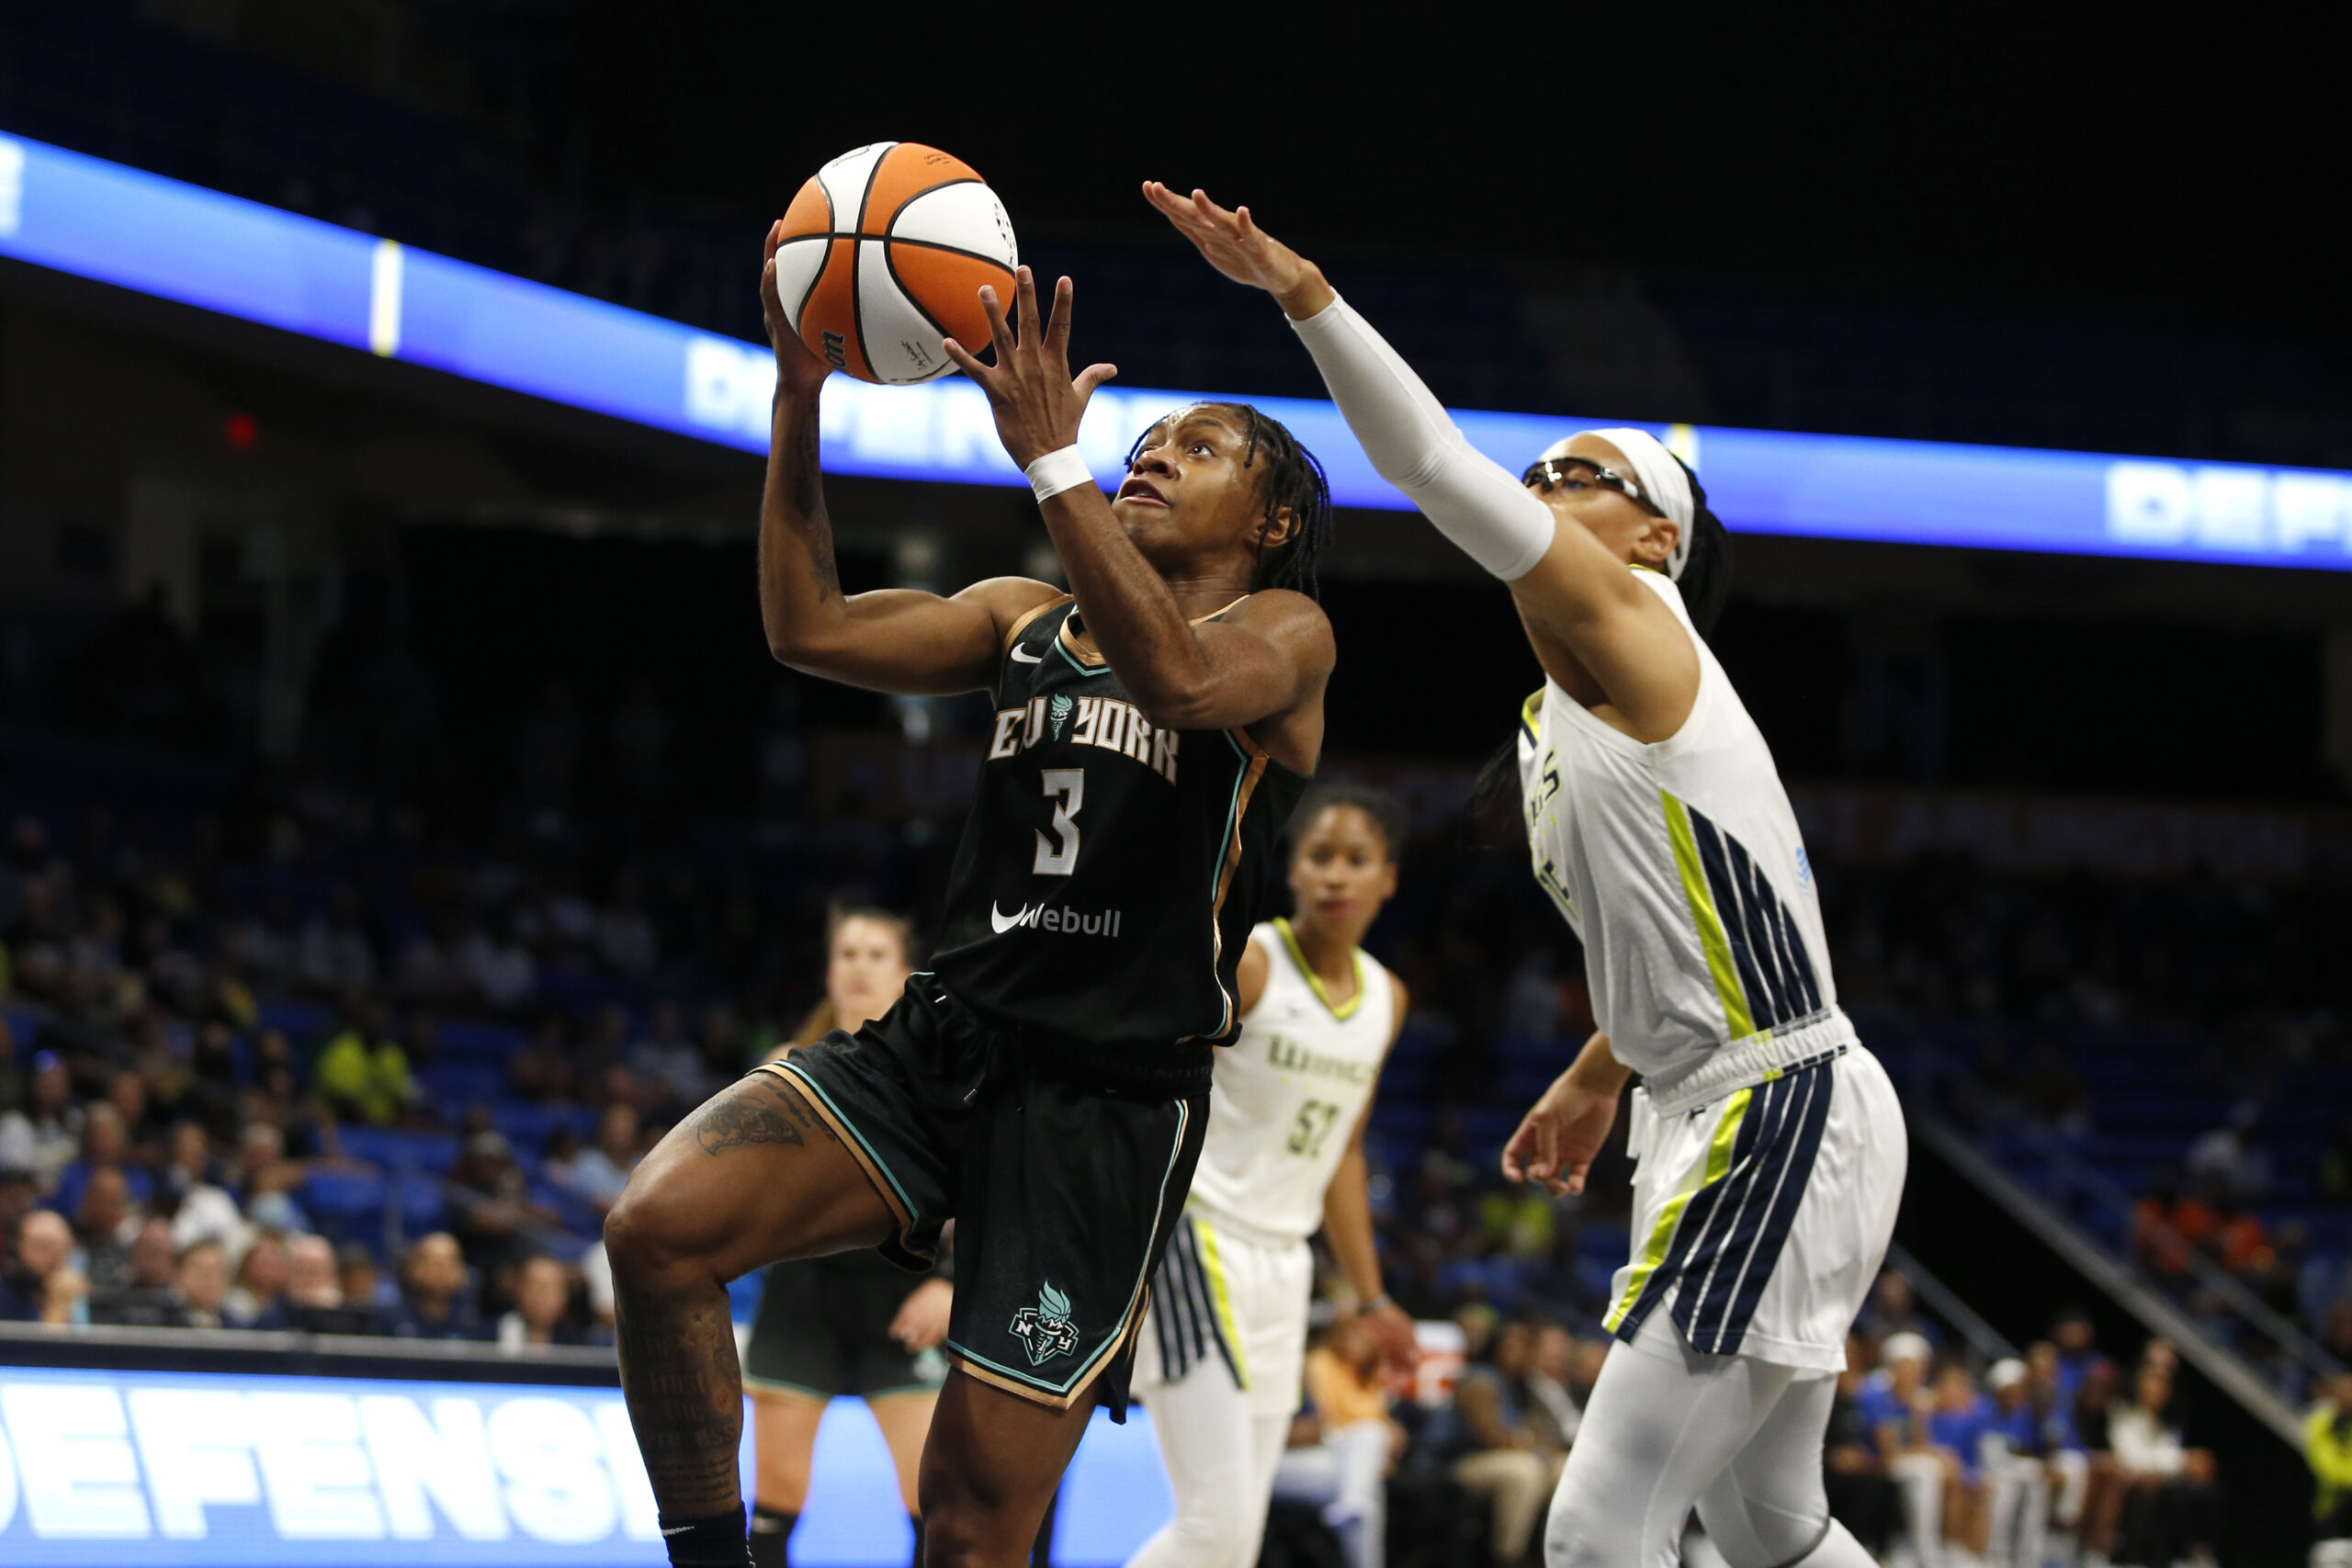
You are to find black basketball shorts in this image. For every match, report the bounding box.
[758,980,1209,1417]
[742,1252,942,1402]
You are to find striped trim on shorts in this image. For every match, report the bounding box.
[1149,1211,1248,1391]
[1605,1051,1838,1357]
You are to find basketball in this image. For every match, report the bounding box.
[773,141,1019,386]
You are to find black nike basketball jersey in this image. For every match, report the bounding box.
[931,596,1309,1054]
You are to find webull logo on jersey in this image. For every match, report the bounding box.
[989,900,1124,937]
[1010,1281,1080,1365]
[990,694,1181,784]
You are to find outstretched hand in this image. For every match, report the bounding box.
[1142,183,1335,321]
[941,267,1116,470]
[1500,1068,1622,1198]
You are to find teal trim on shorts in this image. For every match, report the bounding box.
[944,1097,1193,1397]
[768,1057,923,1229]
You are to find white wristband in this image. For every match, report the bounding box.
[1024,446,1094,503]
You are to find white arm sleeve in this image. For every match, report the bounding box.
[1288,294,1556,581]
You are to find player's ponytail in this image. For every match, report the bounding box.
[1468,738,1527,850]
[1672,457,1735,638]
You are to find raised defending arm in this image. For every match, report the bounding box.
[1148,185,1695,739]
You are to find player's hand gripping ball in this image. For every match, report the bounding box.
[773,142,1018,385]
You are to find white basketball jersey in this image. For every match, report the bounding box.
[1516,569,1849,1092]
[1185,920,1396,1239]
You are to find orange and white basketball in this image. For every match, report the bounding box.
[774,142,1018,386]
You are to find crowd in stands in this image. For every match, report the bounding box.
[1809,852,2352,1404]
[1256,1276,2222,1568]
[3,728,2348,1562]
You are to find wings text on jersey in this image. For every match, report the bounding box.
[989,694,1180,784]
[1263,1032,1381,1087]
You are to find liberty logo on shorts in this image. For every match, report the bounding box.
[1047,693,1073,740]
[1009,1281,1080,1365]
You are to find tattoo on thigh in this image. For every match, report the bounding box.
[694,1073,837,1156]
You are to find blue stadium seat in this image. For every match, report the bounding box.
[304,1169,390,1241]
[495,1103,595,1151]
[435,1020,529,1062]
[337,1128,460,1173]
[420,1063,503,1103]
[257,998,330,1040]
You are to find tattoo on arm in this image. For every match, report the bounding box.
[790,416,839,604]
[693,1073,838,1156]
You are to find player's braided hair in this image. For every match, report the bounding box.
[1124,404,1334,602]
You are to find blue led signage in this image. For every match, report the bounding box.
[0,1365,1170,1566]
[4,130,2346,570]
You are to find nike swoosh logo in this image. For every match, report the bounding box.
[989,900,1035,933]
[1009,646,1043,662]
[660,1526,694,1537]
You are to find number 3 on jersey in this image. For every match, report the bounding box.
[1033,768,1085,875]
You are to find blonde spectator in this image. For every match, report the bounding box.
[1272,1314,1403,1568]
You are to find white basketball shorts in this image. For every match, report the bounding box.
[1602,1044,1905,1373]
[1134,1206,1317,1417]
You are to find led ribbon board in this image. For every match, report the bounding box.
[6,130,2349,570]
[0,1365,1170,1565]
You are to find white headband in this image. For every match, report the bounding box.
[1538,427,1695,580]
